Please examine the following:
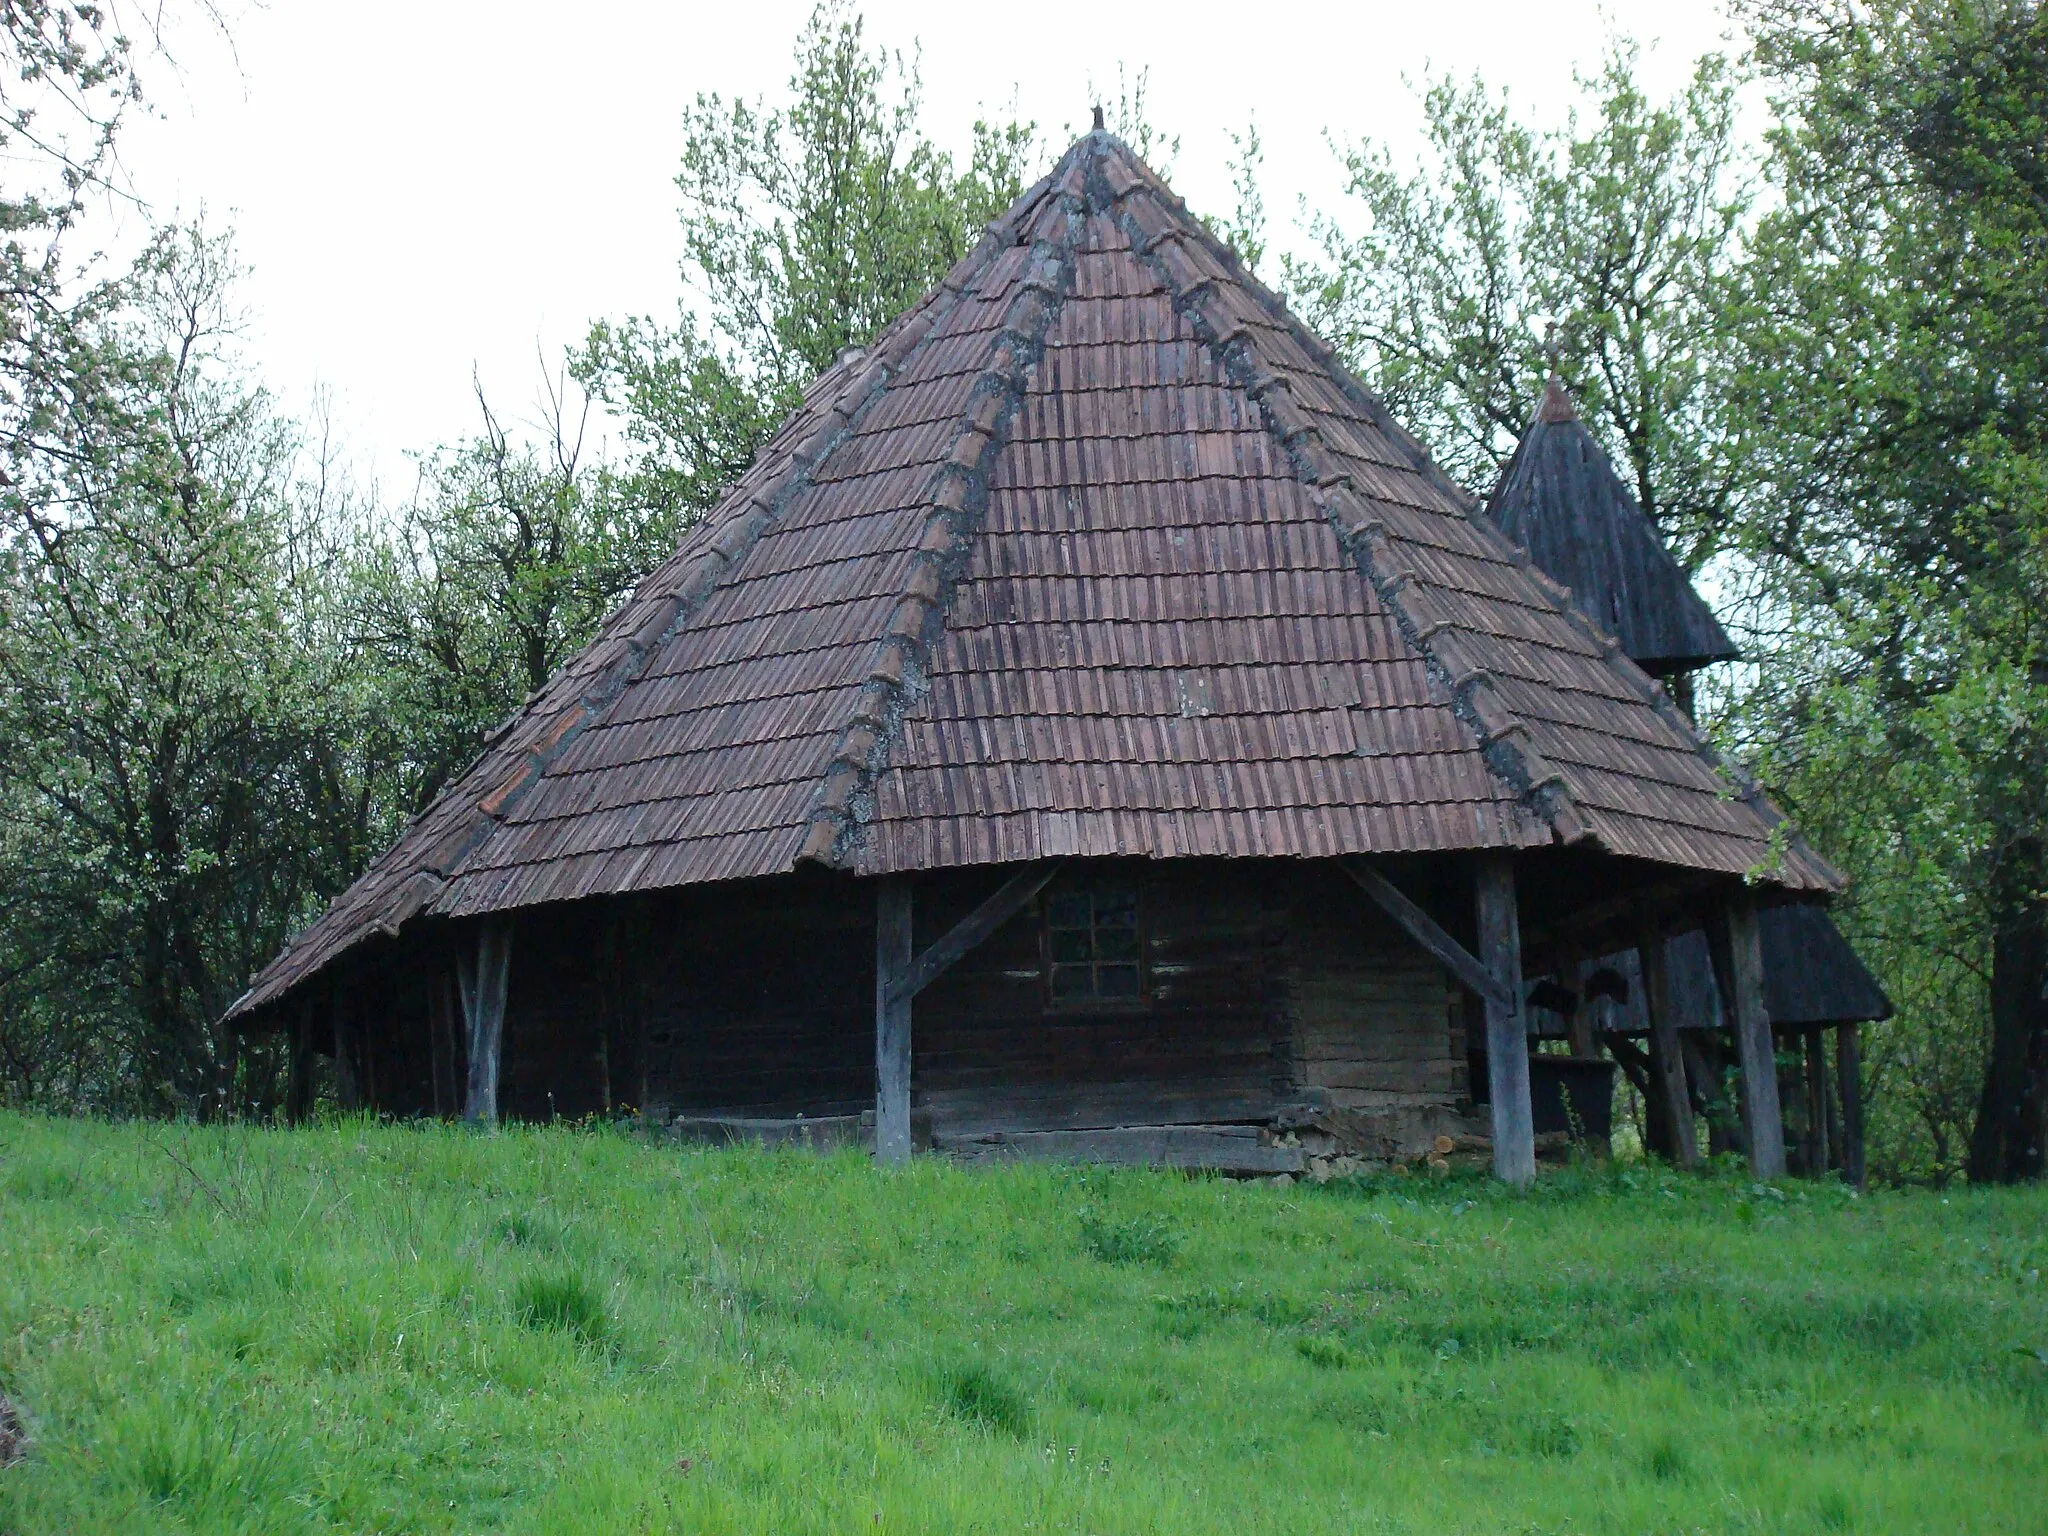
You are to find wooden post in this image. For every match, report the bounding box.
[1837,1022,1866,1188]
[332,987,361,1112]
[286,997,316,1125]
[1637,922,1698,1169]
[875,879,914,1166]
[460,919,513,1126]
[1717,895,1786,1179]
[1560,950,1597,1058]
[1476,854,1534,1186]
[1803,1027,1830,1177]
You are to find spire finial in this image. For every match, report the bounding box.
[1536,322,1577,423]
[1092,103,1105,133]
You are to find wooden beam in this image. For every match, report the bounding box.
[460,918,513,1126]
[1717,895,1786,1178]
[874,879,914,1167]
[286,997,315,1125]
[1563,948,1597,1058]
[1344,859,1512,1010]
[889,862,1063,1006]
[1837,1022,1866,1189]
[1637,921,1699,1170]
[1476,854,1535,1185]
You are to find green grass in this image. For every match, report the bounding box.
[0,1114,2043,1534]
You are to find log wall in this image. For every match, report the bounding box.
[341,858,1465,1137]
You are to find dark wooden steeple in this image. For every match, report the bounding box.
[1486,376,1738,677]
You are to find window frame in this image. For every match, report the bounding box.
[1039,882,1150,1012]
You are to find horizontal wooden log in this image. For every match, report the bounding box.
[1343,859,1512,1009]
[923,1079,1296,1137]
[937,1124,1307,1173]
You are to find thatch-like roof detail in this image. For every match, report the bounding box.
[229,134,1837,1021]
[1485,377,1738,675]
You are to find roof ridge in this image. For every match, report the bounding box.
[796,144,1092,868]
[1093,142,1838,890]
[223,218,1020,1021]
[1089,147,1599,848]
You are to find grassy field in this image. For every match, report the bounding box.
[0,1114,2043,1534]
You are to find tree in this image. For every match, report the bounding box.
[351,372,661,809]
[1288,47,1752,573]
[1729,0,2048,1183]
[0,228,379,1116]
[576,0,1038,535]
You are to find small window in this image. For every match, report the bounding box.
[1045,887,1143,1006]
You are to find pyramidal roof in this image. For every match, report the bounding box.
[1486,376,1738,675]
[231,134,1835,1020]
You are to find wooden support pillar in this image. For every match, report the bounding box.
[1476,854,1534,1186]
[286,997,316,1125]
[1802,1027,1831,1177]
[1715,895,1786,1178]
[1559,949,1597,1057]
[1637,922,1698,1169]
[874,878,914,1167]
[1837,1022,1866,1188]
[332,987,361,1112]
[459,918,513,1126]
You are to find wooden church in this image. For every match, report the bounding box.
[228,129,1850,1183]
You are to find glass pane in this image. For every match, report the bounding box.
[1050,964,1092,1000]
[1095,926,1139,962]
[1047,892,1092,928]
[1097,964,1141,998]
[1050,928,1093,963]
[1095,892,1138,927]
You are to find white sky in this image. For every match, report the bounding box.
[104,0,1744,487]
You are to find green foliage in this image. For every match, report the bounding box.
[1290,44,1751,570]
[1726,0,2048,1182]
[576,0,1040,531]
[0,1117,2043,1532]
[0,228,394,1115]
[350,376,671,808]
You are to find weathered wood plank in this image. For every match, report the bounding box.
[891,862,1062,1005]
[1344,859,1512,1009]
[938,1124,1307,1173]
[1637,921,1698,1169]
[1477,854,1535,1185]
[461,918,513,1126]
[922,1079,1289,1138]
[875,878,914,1166]
[1718,895,1786,1178]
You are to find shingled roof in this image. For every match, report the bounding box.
[229,132,1837,1021]
[1485,377,1738,675]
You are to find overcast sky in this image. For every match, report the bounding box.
[106,0,1745,488]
